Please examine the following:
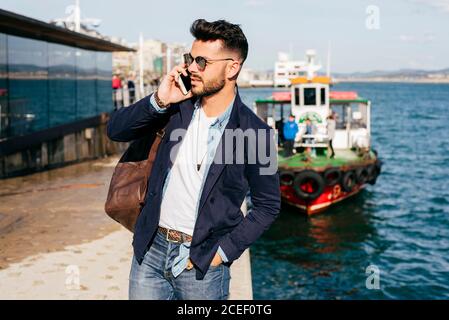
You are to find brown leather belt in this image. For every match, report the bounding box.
[158,226,192,243]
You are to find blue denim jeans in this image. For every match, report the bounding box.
[129,229,231,300]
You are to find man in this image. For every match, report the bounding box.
[327,113,336,158]
[301,118,317,157]
[283,114,298,157]
[107,19,280,300]
[304,118,315,137]
[112,74,122,109]
[127,74,136,104]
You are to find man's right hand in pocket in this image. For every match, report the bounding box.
[156,64,193,108]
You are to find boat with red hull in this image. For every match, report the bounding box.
[253,50,382,215]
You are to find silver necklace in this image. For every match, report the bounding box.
[196,108,208,171]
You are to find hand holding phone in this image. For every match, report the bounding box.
[156,64,193,107]
[177,71,192,95]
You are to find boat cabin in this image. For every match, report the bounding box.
[253,78,372,153]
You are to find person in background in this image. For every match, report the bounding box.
[112,74,122,89]
[112,74,122,109]
[127,76,136,104]
[327,113,336,159]
[304,118,314,137]
[302,118,317,157]
[275,119,284,147]
[283,114,298,157]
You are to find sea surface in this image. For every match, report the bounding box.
[239,83,449,299]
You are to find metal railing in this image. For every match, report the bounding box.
[112,85,158,109]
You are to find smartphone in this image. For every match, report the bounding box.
[177,72,192,95]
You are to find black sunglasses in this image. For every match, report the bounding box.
[183,53,234,70]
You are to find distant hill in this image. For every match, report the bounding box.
[331,68,449,82]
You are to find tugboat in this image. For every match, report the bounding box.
[253,50,382,215]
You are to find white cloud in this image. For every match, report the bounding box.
[244,0,267,7]
[407,59,422,68]
[424,33,437,41]
[399,35,416,42]
[411,0,449,12]
[399,33,436,43]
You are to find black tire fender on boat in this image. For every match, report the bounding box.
[366,164,376,179]
[341,170,356,192]
[375,159,382,173]
[279,170,295,186]
[367,160,382,185]
[355,167,369,184]
[293,170,325,201]
[323,167,342,186]
[366,164,377,184]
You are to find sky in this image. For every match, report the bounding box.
[1,0,449,73]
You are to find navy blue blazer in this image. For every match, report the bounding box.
[107,90,281,280]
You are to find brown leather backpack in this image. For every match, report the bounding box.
[104,129,165,232]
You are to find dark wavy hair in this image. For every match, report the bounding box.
[190,19,248,63]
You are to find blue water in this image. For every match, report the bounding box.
[239,83,449,299]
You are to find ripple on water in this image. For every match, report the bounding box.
[240,84,449,299]
[430,196,449,206]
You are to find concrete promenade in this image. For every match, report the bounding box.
[0,156,252,300]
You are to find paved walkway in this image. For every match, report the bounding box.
[0,156,252,300]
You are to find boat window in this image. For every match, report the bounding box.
[320,88,326,105]
[350,103,368,129]
[331,104,347,129]
[304,88,316,106]
[294,88,300,106]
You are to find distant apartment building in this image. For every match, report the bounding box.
[274,51,323,87]
[164,42,189,74]
[112,40,188,85]
[274,52,307,87]
[112,39,163,79]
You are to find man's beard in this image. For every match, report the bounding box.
[191,75,225,97]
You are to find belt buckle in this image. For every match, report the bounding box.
[165,228,172,242]
[166,228,181,244]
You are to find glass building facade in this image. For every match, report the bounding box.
[0,33,113,140]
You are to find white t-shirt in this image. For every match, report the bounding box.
[159,107,217,236]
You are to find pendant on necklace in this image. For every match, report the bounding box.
[197,164,201,171]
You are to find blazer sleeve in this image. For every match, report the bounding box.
[217,127,281,263]
[106,93,169,142]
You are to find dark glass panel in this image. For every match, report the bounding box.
[48,43,76,126]
[76,49,96,119]
[96,52,112,113]
[7,35,48,136]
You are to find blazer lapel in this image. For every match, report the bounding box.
[179,97,196,129]
[164,98,196,167]
[198,93,243,212]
